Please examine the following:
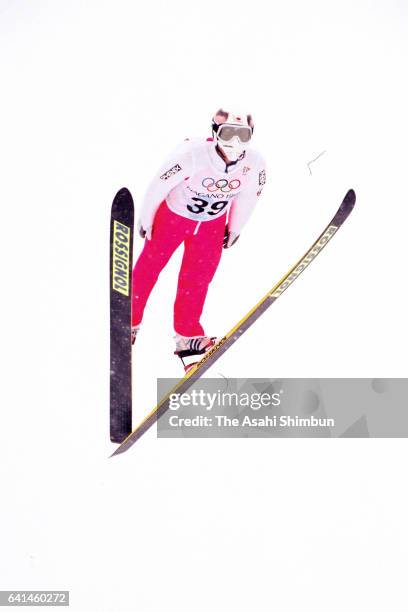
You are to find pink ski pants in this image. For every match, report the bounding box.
[132,201,226,336]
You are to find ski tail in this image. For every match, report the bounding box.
[111,189,355,456]
[109,187,134,443]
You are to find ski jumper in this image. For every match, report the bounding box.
[132,138,266,336]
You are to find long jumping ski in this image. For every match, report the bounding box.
[110,187,134,443]
[110,188,356,456]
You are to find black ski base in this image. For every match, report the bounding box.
[110,188,134,443]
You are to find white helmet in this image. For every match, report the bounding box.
[212,109,254,161]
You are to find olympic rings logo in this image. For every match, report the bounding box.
[202,177,241,193]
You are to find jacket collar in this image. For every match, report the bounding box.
[208,144,245,174]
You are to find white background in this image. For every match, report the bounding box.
[1,1,407,610]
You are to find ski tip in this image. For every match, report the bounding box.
[331,188,356,227]
[111,187,134,216]
[114,187,132,201]
[344,188,356,208]
[343,189,356,215]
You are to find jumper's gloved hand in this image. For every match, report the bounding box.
[138,220,152,240]
[223,225,240,249]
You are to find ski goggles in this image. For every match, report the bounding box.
[216,124,252,144]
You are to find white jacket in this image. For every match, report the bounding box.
[139,138,266,235]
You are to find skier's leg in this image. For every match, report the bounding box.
[174,215,226,336]
[132,202,188,326]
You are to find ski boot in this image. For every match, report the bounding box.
[174,334,217,373]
